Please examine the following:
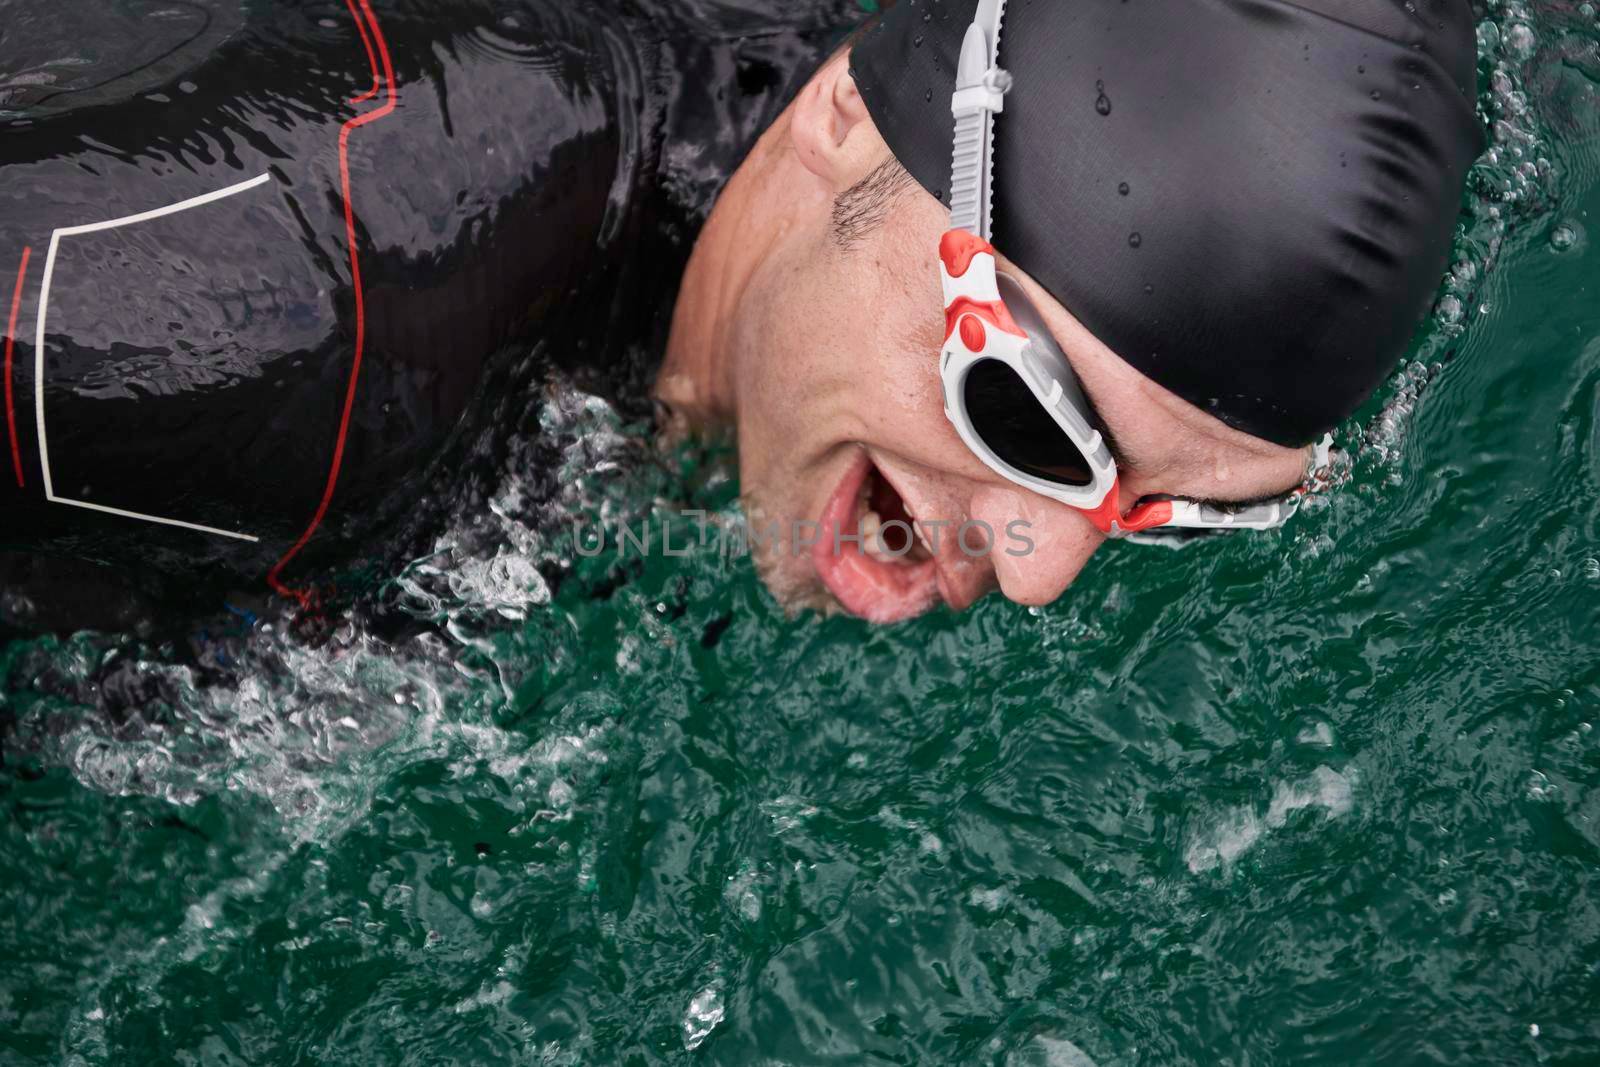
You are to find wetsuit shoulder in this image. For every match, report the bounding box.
[0,0,633,598]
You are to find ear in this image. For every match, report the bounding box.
[788,50,882,191]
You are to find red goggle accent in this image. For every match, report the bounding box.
[1076,479,1174,535]
[945,297,1026,349]
[940,231,1026,347]
[940,229,992,278]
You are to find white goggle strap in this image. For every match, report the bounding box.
[947,0,1011,239]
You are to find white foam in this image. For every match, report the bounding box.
[969,887,1009,912]
[451,979,513,1014]
[1296,721,1335,748]
[1185,765,1356,874]
[724,864,763,923]
[1265,765,1354,827]
[762,795,819,833]
[1005,1036,1101,1067]
[681,984,725,1051]
[1184,808,1265,875]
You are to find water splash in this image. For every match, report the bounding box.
[1359,4,1561,467]
[0,373,662,844]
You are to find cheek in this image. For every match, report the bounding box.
[739,264,853,427]
[849,264,947,431]
[870,341,943,441]
[738,206,952,448]
[757,272,941,430]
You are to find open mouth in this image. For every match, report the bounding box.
[811,452,942,623]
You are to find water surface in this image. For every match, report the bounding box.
[5,2,1600,1064]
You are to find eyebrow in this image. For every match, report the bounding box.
[1189,487,1302,509]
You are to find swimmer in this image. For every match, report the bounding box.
[661,0,1482,621]
[0,0,1481,627]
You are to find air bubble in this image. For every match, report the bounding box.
[1550,221,1585,254]
[1505,22,1536,57]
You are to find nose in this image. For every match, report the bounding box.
[968,485,1107,606]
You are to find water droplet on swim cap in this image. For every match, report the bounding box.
[1143,283,1154,295]
[1118,182,1130,195]
[1128,232,1142,248]
[1370,89,1382,100]
[1095,88,1112,116]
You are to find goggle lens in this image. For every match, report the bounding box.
[962,357,1094,487]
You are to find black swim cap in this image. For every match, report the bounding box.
[851,0,1484,446]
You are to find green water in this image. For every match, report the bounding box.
[6,5,1600,1065]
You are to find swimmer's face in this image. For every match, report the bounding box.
[664,54,1315,623]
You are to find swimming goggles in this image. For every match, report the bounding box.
[937,0,1329,537]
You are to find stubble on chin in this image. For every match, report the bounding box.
[739,487,844,619]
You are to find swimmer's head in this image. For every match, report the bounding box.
[853,0,1483,447]
[661,0,1482,622]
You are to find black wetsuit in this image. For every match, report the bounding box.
[0,0,856,619]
